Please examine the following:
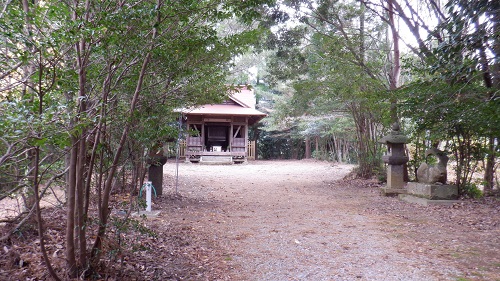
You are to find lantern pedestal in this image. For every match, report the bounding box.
[381,165,408,196]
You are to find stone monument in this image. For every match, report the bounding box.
[416,148,448,184]
[378,122,409,196]
[401,148,459,206]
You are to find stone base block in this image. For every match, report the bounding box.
[132,210,162,218]
[387,165,405,189]
[200,156,234,165]
[407,182,458,200]
[399,194,460,206]
[380,187,407,197]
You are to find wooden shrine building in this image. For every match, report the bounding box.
[181,86,266,163]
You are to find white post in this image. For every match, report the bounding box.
[146,181,152,212]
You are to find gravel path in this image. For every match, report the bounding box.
[2,160,497,280]
[160,160,480,281]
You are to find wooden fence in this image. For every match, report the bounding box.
[247,140,256,160]
[179,140,186,158]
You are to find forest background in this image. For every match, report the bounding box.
[0,0,498,279]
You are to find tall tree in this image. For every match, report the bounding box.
[262,0,390,176]
[370,0,500,193]
[1,0,275,278]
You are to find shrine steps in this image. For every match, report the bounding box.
[200,155,234,165]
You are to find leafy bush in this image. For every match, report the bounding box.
[461,183,483,199]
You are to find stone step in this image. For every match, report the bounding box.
[200,156,233,165]
[399,194,461,206]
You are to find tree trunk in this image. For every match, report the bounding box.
[387,0,401,123]
[64,0,92,276]
[315,136,319,157]
[76,131,87,269]
[75,30,90,276]
[305,137,311,159]
[66,137,78,278]
[483,136,496,193]
[20,0,37,216]
[91,1,160,264]
[476,13,499,193]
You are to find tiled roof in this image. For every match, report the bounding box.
[181,86,266,125]
[182,104,266,116]
[230,87,256,108]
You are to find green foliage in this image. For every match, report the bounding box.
[1,0,276,277]
[400,80,498,190]
[258,130,305,160]
[461,183,484,199]
[399,82,499,138]
[257,1,392,177]
[398,0,499,191]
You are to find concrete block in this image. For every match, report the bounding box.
[132,210,162,218]
[399,194,460,206]
[407,182,458,200]
[380,187,407,197]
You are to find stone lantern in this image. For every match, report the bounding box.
[378,122,409,196]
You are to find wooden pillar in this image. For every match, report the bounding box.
[201,121,205,150]
[244,122,248,154]
[242,117,248,155]
[230,122,233,152]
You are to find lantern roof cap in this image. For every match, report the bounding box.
[378,122,408,144]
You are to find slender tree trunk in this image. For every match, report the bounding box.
[91,50,153,265]
[315,136,319,156]
[32,51,62,281]
[359,1,365,62]
[20,0,37,215]
[66,0,92,275]
[305,137,311,159]
[483,136,496,193]
[475,15,498,192]
[76,130,87,269]
[91,1,161,265]
[74,30,89,277]
[85,65,113,215]
[387,0,401,123]
[337,138,343,163]
[491,11,500,189]
[66,138,78,277]
[33,148,62,281]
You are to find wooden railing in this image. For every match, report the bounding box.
[179,140,186,158]
[247,140,256,160]
[178,139,256,160]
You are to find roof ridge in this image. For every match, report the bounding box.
[229,95,250,108]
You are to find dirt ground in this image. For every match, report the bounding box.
[1,160,499,280]
[151,160,499,281]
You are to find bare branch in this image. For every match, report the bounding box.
[360,0,435,61]
[0,205,34,242]
[0,61,23,80]
[0,0,12,19]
